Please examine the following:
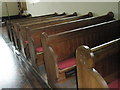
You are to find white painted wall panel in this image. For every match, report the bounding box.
[26,2,119,19]
[2,2,19,16]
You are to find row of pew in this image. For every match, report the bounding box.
[6,12,120,88]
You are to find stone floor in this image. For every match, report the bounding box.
[0,26,32,89]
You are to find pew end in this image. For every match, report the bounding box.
[76,45,108,88]
[76,38,120,88]
[41,34,74,87]
[41,32,58,87]
[41,32,77,87]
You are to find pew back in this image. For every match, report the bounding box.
[12,12,77,49]
[30,12,114,49]
[7,12,66,43]
[6,12,59,38]
[14,12,75,25]
[10,12,64,24]
[19,12,92,50]
[44,20,119,62]
[20,12,92,38]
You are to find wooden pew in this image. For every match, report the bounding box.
[41,20,120,87]
[7,12,67,44]
[9,12,67,44]
[18,12,93,58]
[26,12,114,67]
[11,12,77,49]
[6,12,59,41]
[7,12,66,31]
[13,12,75,25]
[76,38,120,88]
[13,12,77,48]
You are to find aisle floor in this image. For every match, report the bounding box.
[0,26,31,89]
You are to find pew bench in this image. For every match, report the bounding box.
[10,12,69,48]
[41,20,120,87]
[6,12,60,42]
[18,12,92,59]
[12,12,77,45]
[7,12,67,47]
[76,38,120,88]
[26,12,114,67]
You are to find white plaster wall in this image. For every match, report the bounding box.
[26,2,119,19]
[118,1,120,19]
[0,1,2,17]
[2,2,19,16]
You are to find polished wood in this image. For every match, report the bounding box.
[19,12,92,60]
[6,12,59,41]
[27,12,114,67]
[6,12,66,44]
[10,12,67,47]
[11,12,77,49]
[76,38,120,88]
[41,20,119,87]
[15,12,77,50]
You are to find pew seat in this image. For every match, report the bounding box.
[36,47,43,52]
[24,40,29,44]
[58,57,76,70]
[108,79,120,88]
